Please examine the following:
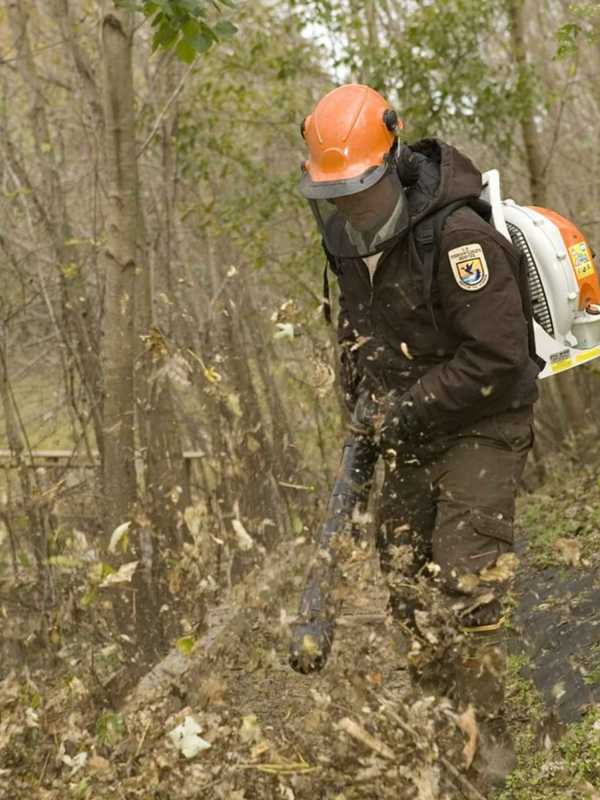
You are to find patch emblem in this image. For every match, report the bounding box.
[448,243,489,291]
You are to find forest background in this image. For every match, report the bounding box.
[1,1,600,796]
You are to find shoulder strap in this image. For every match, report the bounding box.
[322,241,341,324]
[516,250,546,369]
[414,199,471,326]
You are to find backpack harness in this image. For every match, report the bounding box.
[322,199,543,369]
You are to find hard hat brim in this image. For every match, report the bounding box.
[299,162,388,200]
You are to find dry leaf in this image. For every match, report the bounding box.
[232,519,254,551]
[457,705,479,769]
[168,716,211,759]
[552,537,581,567]
[108,521,131,554]
[99,561,138,587]
[239,714,262,744]
[576,781,600,800]
[480,552,520,582]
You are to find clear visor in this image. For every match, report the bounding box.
[309,170,409,259]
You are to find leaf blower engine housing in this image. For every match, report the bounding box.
[483,170,600,378]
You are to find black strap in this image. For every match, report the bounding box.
[517,250,546,369]
[322,242,341,324]
[415,199,471,327]
[322,264,332,324]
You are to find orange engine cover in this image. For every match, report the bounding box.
[530,206,600,309]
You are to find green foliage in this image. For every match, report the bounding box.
[556,2,600,59]
[517,464,600,567]
[290,0,547,149]
[176,634,196,655]
[95,711,126,746]
[498,706,600,799]
[114,0,238,61]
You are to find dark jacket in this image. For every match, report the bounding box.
[334,139,540,434]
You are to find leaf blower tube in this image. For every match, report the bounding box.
[289,407,379,674]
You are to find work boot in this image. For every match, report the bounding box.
[454,625,516,789]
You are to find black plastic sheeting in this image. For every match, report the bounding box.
[512,538,600,723]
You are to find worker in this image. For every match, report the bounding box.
[297,83,541,784]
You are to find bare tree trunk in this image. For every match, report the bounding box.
[0,328,50,607]
[506,0,548,206]
[6,0,104,455]
[100,10,138,534]
[101,9,192,663]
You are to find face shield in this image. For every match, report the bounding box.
[304,167,409,259]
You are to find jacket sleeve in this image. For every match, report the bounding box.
[407,228,532,430]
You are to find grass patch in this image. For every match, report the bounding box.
[497,703,600,799]
[0,370,75,451]
[517,460,600,567]
[496,653,600,798]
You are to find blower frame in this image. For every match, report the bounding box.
[482,170,600,380]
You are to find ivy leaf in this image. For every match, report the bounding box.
[214,19,237,37]
[141,1,159,16]
[152,21,178,51]
[176,37,199,63]
[182,19,214,52]
[555,22,581,59]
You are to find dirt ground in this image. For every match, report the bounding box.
[3,467,600,800]
[0,540,489,800]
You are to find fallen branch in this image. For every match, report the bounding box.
[121,539,305,714]
[337,717,396,761]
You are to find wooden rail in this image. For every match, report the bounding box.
[0,449,204,463]
[0,449,206,506]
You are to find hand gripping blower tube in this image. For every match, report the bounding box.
[288,411,378,674]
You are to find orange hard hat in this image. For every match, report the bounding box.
[299,84,402,200]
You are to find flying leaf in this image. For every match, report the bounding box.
[108,521,131,554]
[203,365,222,383]
[457,705,479,768]
[100,561,138,588]
[232,519,254,551]
[274,322,295,340]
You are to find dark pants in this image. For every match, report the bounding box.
[375,407,533,622]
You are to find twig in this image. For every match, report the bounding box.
[134,718,152,760]
[377,695,487,800]
[38,749,51,785]
[237,762,318,775]
[277,481,314,491]
[138,63,194,157]
[337,717,396,761]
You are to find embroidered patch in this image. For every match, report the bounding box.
[448,243,489,291]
